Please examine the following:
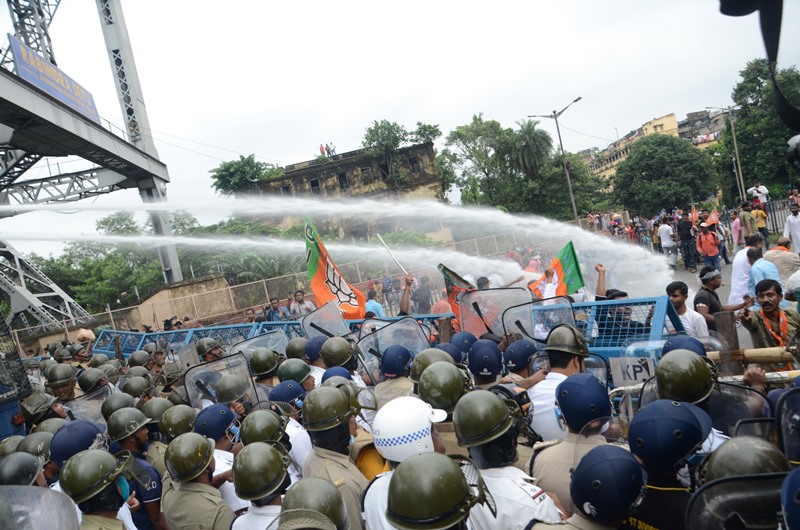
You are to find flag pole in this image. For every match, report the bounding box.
[376,234,409,275]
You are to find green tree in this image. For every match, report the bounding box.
[613,135,717,216]
[410,122,442,144]
[362,120,409,188]
[209,154,283,195]
[510,119,552,180]
[722,59,800,193]
[534,154,611,220]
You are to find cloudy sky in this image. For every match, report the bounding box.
[2,0,799,256]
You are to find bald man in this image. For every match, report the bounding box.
[763,236,800,287]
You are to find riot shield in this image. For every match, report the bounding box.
[571,417,626,474]
[357,318,393,340]
[637,377,658,412]
[733,418,777,444]
[501,296,575,343]
[707,382,772,437]
[776,387,800,465]
[356,317,431,384]
[229,329,290,358]
[300,300,351,339]
[176,341,200,369]
[584,354,609,388]
[0,486,80,529]
[183,353,258,411]
[459,288,531,340]
[685,473,787,530]
[66,385,113,426]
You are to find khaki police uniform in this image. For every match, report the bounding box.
[531,432,607,515]
[146,440,168,478]
[432,421,469,457]
[161,481,235,530]
[302,446,369,530]
[80,514,125,530]
[374,377,414,409]
[514,439,535,474]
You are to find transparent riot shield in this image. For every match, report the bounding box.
[176,341,200,370]
[357,318,393,340]
[66,385,113,426]
[0,486,80,529]
[459,288,531,340]
[685,473,787,530]
[700,332,735,376]
[776,387,800,465]
[584,354,610,388]
[183,353,258,411]
[733,417,777,443]
[501,296,575,344]
[356,317,431,384]
[229,329,290,358]
[636,376,658,412]
[612,339,660,391]
[300,300,351,339]
[571,417,627,477]
[707,382,772,437]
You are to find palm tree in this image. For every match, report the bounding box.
[512,119,553,180]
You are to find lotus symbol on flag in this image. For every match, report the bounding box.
[324,258,359,308]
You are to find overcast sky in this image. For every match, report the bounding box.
[2,0,799,256]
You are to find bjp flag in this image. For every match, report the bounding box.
[707,209,720,225]
[303,216,365,319]
[691,205,698,224]
[528,241,585,298]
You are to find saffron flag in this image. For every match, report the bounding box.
[303,216,365,319]
[691,205,698,224]
[437,263,475,319]
[707,208,720,225]
[527,241,585,298]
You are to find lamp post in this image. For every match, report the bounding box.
[530,96,582,223]
[707,106,746,200]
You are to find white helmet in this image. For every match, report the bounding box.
[372,396,446,463]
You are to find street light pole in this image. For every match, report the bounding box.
[707,106,746,200]
[530,96,582,223]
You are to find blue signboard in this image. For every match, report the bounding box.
[8,34,101,124]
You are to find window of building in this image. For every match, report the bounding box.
[361,167,373,184]
[338,172,350,190]
[310,178,321,195]
[281,185,292,196]
[407,155,419,172]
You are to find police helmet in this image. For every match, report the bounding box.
[380,345,412,378]
[196,338,222,358]
[33,417,68,435]
[214,374,249,404]
[282,477,349,530]
[193,404,235,441]
[46,364,75,388]
[503,340,538,373]
[278,358,313,384]
[418,361,472,413]
[101,392,136,422]
[321,367,351,384]
[545,324,589,357]
[570,445,646,526]
[77,368,106,394]
[304,336,328,362]
[53,348,73,363]
[21,391,57,425]
[450,331,477,353]
[0,436,24,458]
[556,373,611,432]
[17,431,53,462]
[159,404,197,441]
[701,436,790,484]
[165,432,215,483]
[233,442,290,501]
[50,420,105,468]
[285,337,309,360]
[655,349,715,404]
[269,380,306,408]
[453,389,514,448]
[89,354,110,368]
[661,335,706,357]
[240,409,288,446]
[0,452,43,486]
[373,396,446,463]
[435,342,464,364]
[167,386,190,406]
[141,397,173,425]
[249,347,280,376]
[629,399,711,473]
[121,376,152,398]
[107,407,151,442]
[467,339,502,378]
[301,386,354,432]
[320,337,354,368]
[128,350,150,367]
[409,348,454,383]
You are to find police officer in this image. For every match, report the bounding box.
[108,407,165,530]
[502,339,538,382]
[385,452,482,530]
[265,383,314,478]
[47,364,79,402]
[60,449,132,529]
[620,399,712,530]
[196,338,223,363]
[285,337,309,360]
[453,390,562,528]
[531,372,611,515]
[450,331,477,359]
[467,339,503,389]
[408,348,454,384]
[301,386,369,530]
[21,390,69,429]
[162,432,235,529]
[128,350,150,368]
[278,358,317,392]
[240,408,305,484]
[417,361,472,456]
[193,404,250,513]
[435,342,465,364]
[531,445,646,529]
[373,345,413,409]
[363,396,446,530]
[0,451,46,487]
[249,347,281,393]
[121,375,154,406]
[101,392,136,423]
[530,325,589,442]
[213,373,250,416]
[698,435,790,484]
[231,442,291,530]
[320,337,365,388]
[141,397,174,477]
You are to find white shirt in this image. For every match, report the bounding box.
[529,372,568,442]
[787,269,800,297]
[467,466,563,530]
[286,417,313,483]
[51,481,137,530]
[213,448,251,512]
[728,247,752,305]
[785,214,800,252]
[748,185,770,204]
[362,471,393,530]
[309,365,326,388]
[658,224,675,247]
[232,504,281,530]
[679,307,709,338]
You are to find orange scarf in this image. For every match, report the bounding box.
[762,309,788,346]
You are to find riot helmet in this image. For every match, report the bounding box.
[278,358,313,384]
[214,374,249,404]
[128,350,150,367]
[121,376,152,399]
[301,386,354,432]
[380,345,412,379]
[50,420,105,468]
[107,407,151,442]
[160,404,197,441]
[435,342,464,364]
[196,338,222,359]
[89,354,110,368]
[304,336,328,362]
[285,337,309,360]
[409,348,454,383]
[453,389,514,448]
[240,409,289,446]
[555,373,611,432]
[141,397,173,425]
[545,324,589,357]
[233,441,290,501]
[450,331,477,354]
[269,380,306,410]
[54,348,73,363]
[373,396,446,464]
[661,335,706,358]
[655,349,715,404]
[700,436,790,484]
[77,368,107,394]
[101,392,136,422]
[0,436,24,458]
[250,347,280,376]
[418,361,472,413]
[46,364,75,388]
[320,337,354,368]
[17,431,53,462]
[21,391,57,426]
[467,340,502,379]
[33,417,68,435]
[0,452,43,486]
[282,477,349,530]
[503,340,538,373]
[164,432,215,483]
